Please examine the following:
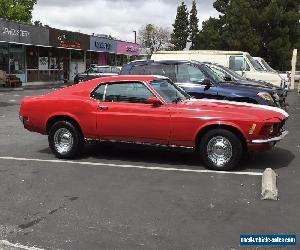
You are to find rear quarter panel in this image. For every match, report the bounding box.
[20,95,97,138]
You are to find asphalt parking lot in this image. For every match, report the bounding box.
[0,86,299,250]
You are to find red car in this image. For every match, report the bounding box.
[19,75,289,170]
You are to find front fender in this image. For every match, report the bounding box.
[194,120,248,143]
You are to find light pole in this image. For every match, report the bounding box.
[133,30,137,44]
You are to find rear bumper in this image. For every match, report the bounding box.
[251,131,288,144]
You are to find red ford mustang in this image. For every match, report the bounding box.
[19,75,289,170]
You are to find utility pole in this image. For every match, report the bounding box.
[133,31,137,44]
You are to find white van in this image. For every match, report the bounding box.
[254,57,290,88]
[152,50,284,87]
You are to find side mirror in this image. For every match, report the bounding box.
[147,97,162,106]
[201,78,212,86]
[223,74,232,81]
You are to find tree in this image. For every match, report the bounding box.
[33,20,43,26]
[0,0,37,23]
[197,0,300,70]
[138,24,171,57]
[194,17,224,50]
[189,0,199,49]
[171,2,189,50]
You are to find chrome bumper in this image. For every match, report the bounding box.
[251,131,289,144]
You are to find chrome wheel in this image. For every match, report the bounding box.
[53,128,74,155]
[207,136,233,167]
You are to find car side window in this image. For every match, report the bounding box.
[176,64,206,83]
[129,65,150,75]
[209,65,226,79]
[129,64,177,82]
[105,82,154,104]
[229,56,250,71]
[91,84,106,101]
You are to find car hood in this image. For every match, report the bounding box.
[177,98,288,121]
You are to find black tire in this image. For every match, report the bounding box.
[198,128,243,171]
[48,121,84,159]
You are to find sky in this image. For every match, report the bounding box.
[32,0,219,43]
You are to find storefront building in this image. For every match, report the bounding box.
[0,18,49,82]
[89,36,117,67]
[49,28,90,82]
[116,41,140,65]
[0,18,140,84]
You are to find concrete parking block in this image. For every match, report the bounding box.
[261,168,278,200]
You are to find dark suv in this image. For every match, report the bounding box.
[120,60,286,108]
[204,62,287,107]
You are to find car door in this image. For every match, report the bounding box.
[91,81,171,144]
[175,63,219,99]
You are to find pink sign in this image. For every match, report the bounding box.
[116,41,140,56]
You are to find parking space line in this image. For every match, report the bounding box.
[0,156,263,176]
[0,240,44,250]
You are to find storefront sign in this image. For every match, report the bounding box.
[0,18,49,46]
[116,41,140,56]
[49,28,89,50]
[90,36,116,53]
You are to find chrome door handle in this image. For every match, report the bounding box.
[98,106,108,111]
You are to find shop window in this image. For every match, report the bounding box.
[26,46,38,69]
[0,43,9,73]
[9,44,25,74]
[71,50,84,61]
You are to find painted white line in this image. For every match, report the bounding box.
[0,156,262,176]
[8,99,16,102]
[0,240,44,250]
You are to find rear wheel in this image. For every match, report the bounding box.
[198,129,243,170]
[48,121,84,159]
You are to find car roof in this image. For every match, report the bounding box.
[51,75,169,97]
[128,59,204,65]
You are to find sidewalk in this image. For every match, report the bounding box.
[0,81,70,92]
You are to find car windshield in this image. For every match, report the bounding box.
[149,79,190,104]
[246,54,264,71]
[201,64,223,83]
[218,65,245,80]
[88,67,119,74]
[260,59,277,73]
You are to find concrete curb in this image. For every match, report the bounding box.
[261,168,278,200]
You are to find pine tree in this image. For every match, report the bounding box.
[189,0,199,49]
[171,2,189,50]
[197,0,300,70]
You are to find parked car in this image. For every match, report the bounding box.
[19,75,288,170]
[73,66,121,84]
[151,50,285,87]
[203,62,287,107]
[253,57,290,88]
[295,71,300,81]
[120,60,285,108]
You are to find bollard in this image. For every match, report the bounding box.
[261,168,278,200]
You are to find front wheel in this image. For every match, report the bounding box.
[48,121,84,159]
[198,129,243,171]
